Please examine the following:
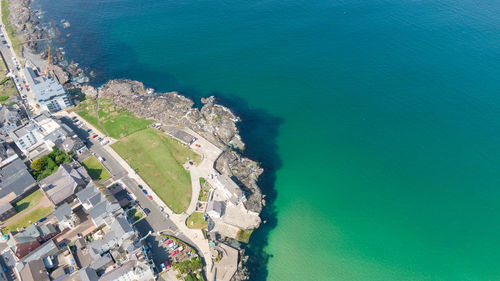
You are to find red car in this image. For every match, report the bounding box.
[147,195,153,200]
[170,250,179,257]
[165,261,171,269]
[165,239,173,245]
[92,134,98,138]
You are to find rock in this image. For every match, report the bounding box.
[95,79,263,212]
[51,64,69,84]
[80,85,97,99]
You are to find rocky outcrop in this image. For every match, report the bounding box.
[96,80,263,212]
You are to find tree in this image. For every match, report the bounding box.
[30,158,45,172]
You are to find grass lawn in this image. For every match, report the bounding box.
[112,128,201,213]
[186,212,207,229]
[2,206,53,234]
[82,156,111,182]
[1,0,21,55]
[236,229,254,243]
[13,189,44,213]
[75,98,151,139]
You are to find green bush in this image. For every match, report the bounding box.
[30,147,73,180]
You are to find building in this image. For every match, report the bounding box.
[53,202,80,230]
[0,140,18,167]
[19,259,50,281]
[206,200,225,219]
[8,112,87,159]
[40,162,90,206]
[214,174,246,205]
[0,202,16,221]
[99,259,154,281]
[0,158,37,218]
[7,223,58,259]
[76,182,121,227]
[23,65,72,112]
[170,130,197,146]
[0,105,22,135]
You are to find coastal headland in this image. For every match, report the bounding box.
[1,0,267,280]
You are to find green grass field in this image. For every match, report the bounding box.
[186,212,207,229]
[112,128,200,213]
[82,156,111,182]
[2,206,53,234]
[76,98,151,139]
[13,189,44,213]
[1,0,21,55]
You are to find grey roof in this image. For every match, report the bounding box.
[89,252,112,271]
[22,236,58,263]
[0,202,13,215]
[79,267,99,281]
[0,158,36,199]
[172,130,196,145]
[99,260,136,281]
[40,163,87,205]
[20,259,50,281]
[110,215,133,239]
[88,192,103,208]
[207,200,225,216]
[23,67,68,104]
[215,174,244,204]
[87,200,109,223]
[76,182,99,203]
[53,202,72,222]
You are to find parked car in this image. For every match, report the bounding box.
[144,208,150,215]
[165,239,173,245]
[160,262,166,272]
[158,206,163,212]
[38,217,47,223]
[97,156,104,162]
[165,261,171,269]
[86,129,92,132]
[92,134,98,138]
[170,250,179,257]
[164,212,169,218]
[147,195,153,200]
[142,189,148,195]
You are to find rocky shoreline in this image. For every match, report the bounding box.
[7,0,263,280]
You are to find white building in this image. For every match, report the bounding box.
[8,112,86,159]
[23,65,72,112]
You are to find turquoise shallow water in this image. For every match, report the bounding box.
[35,0,500,280]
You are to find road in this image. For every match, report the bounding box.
[54,112,211,275]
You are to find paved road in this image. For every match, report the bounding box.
[55,114,205,270]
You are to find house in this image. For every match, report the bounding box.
[9,112,86,159]
[214,174,246,205]
[53,202,80,230]
[99,259,155,281]
[7,223,58,259]
[206,200,225,219]
[170,130,197,146]
[40,162,90,206]
[23,64,72,113]
[0,106,22,135]
[0,158,37,209]
[0,202,15,221]
[0,140,18,167]
[76,182,121,227]
[19,259,50,281]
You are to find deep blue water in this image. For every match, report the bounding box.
[33,0,500,280]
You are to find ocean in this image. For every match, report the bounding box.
[33,0,500,280]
